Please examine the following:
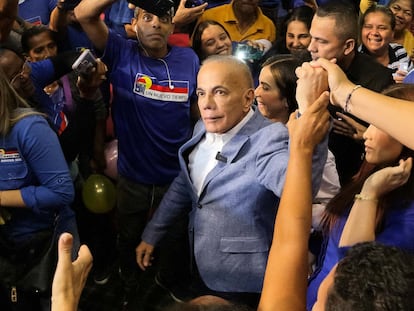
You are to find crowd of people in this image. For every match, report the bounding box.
[1,0,414,310]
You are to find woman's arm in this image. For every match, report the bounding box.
[258,92,330,311]
[1,116,74,213]
[339,158,412,247]
[310,58,414,150]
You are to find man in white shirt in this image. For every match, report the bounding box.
[136,55,327,307]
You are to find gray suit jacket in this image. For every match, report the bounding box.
[142,108,327,292]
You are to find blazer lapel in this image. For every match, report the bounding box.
[199,109,270,196]
[178,125,206,196]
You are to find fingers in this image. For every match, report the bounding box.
[310,92,331,130]
[190,2,208,13]
[75,245,93,269]
[135,244,154,271]
[399,157,412,183]
[313,57,337,70]
[312,91,330,110]
[304,91,330,114]
[245,40,265,51]
[295,61,310,78]
[143,250,153,269]
[179,0,207,14]
[336,112,351,122]
[385,158,412,187]
[57,233,74,269]
[332,119,355,137]
[135,247,145,270]
[287,110,297,124]
[288,92,330,149]
[73,245,93,293]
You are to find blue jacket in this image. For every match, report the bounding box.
[0,114,74,240]
[307,199,414,310]
[142,108,327,293]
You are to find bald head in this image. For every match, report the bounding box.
[196,55,255,134]
[201,55,254,89]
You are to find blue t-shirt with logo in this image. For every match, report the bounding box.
[102,30,199,184]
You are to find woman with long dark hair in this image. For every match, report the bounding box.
[307,84,414,310]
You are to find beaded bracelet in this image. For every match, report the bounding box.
[344,85,362,113]
[354,193,378,202]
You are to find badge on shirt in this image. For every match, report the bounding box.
[133,73,189,102]
[0,148,23,164]
[25,16,43,25]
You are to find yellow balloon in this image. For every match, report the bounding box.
[82,174,116,214]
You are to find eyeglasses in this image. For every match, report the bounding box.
[10,61,31,85]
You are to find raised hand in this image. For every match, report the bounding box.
[287,91,330,154]
[361,157,412,200]
[295,62,328,113]
[51,233,93,311]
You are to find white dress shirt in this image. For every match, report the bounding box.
[189,109,254,196]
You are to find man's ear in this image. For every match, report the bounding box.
[243,88,255,111]
[131,17,137,29]
[343,39,355,56]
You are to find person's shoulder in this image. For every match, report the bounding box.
[350,52,393,78]
[168,46,199,62]
[403,28,414,40]
[251,121,289,154]
[257,7,275,25]
[389,42,407,54]
[200,2,231,19]
[12,111,48,133]
[390,42,405,48]
[107,29,136,48]
[169,45,197,56]
[15,110,46,122]
[251,116,288,140]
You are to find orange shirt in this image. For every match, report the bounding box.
[197,1,276,43]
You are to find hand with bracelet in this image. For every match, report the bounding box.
[339,157,412,247]
[360,157,412,201]
[307,84,414,310]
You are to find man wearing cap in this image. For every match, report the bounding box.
[75,0,199,306]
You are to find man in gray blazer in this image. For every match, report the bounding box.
[136,55,327,306]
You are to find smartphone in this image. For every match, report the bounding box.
[234,43,263,63]
[185,0,205,8]
[399,62,409,72]
[72,49,97,75]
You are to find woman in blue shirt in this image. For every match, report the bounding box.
[0,65,78,310]
[307,84,414,310]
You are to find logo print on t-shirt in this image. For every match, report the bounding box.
[0,149,23,163]
[133,73,189,102]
